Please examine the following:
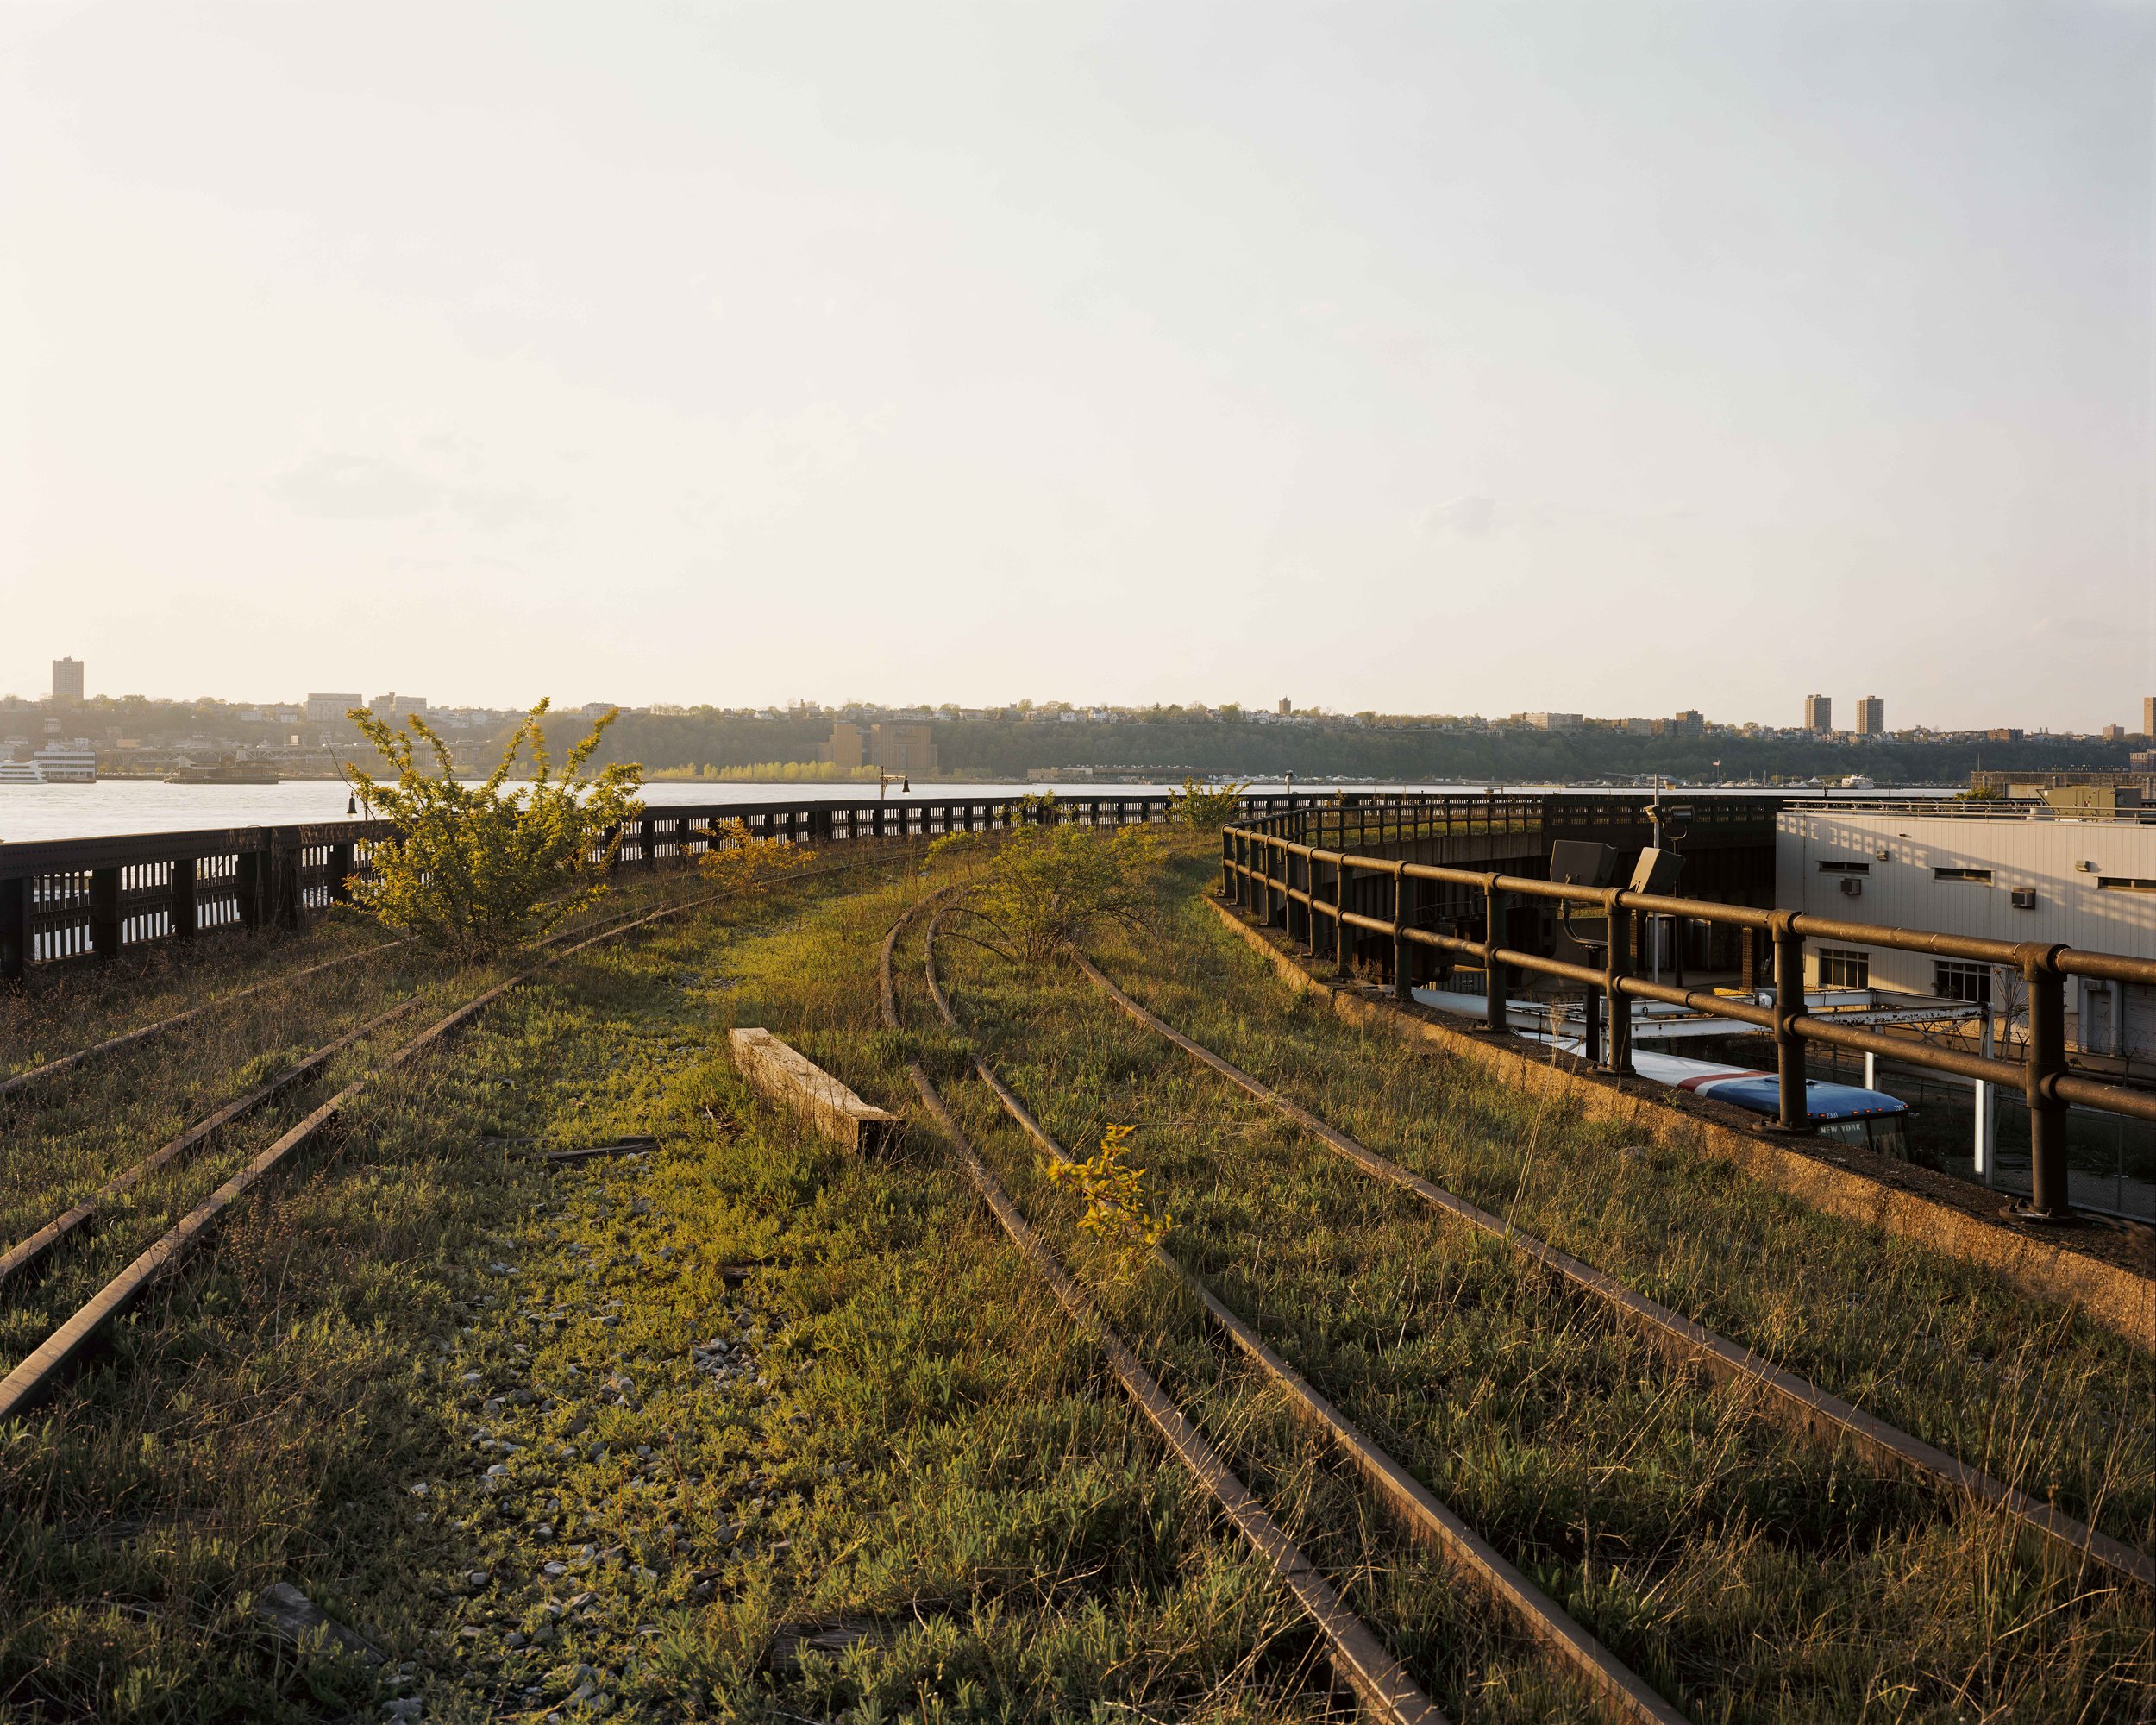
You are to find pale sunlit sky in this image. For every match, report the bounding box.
[3,2,2153,730]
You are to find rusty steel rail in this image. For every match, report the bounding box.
[921,913,1685,1725]
[1068,940,2156,1596]
[0,938,407,1100]
[1224,813,2156,1220]
[0,859,877,1427]
[878,904,1445,1725]
[0,994,429,1290]
[0,850,900,1102]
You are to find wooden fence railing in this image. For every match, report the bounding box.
[0,789,1342,980]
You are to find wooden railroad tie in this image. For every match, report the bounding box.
[729,1027,897,1152]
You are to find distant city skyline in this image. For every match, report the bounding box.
[12,655,2151,739]
[5,5,2153,726]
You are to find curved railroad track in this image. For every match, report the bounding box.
[0,856,885,1427]
[880,898,1447,1725]
[1060,932,2156,1596]
[921,908,1684,1725]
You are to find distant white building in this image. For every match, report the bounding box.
[1777,800,2156,1063]
[305,693,364,723]
[32,738,97,781]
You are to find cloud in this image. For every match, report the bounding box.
[1420,494,1496,538]
[269,452,554,529]
[2029,612,2121,643]
[270,453,441,519]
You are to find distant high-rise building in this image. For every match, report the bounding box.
[821,722,864,771]
[51,657,83,702]
[368,692,429,718]
[869,722,937,775]
[1520,712,1582,731]
[305,692,364,723]
[1663,709,1705,737]
[1854,696,1885,736]
[1804,694,1832,733]
[2103,724,2127,743]
[820,721,936,775]
[2144,695,2155,739]
[1278,698,1293,717]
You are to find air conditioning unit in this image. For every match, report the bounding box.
[2011,888,2037,909]
[1839,877,1862,897]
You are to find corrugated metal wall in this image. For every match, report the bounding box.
[1775,810,2156,1057]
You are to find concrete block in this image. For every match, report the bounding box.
[729,1027,897,1152]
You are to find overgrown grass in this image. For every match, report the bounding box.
[1095,856,2156,1546]
[10,840,2150,1722]
[924,844,2156,1723]
[0,854,1361,1722]
[0,913,397,1086]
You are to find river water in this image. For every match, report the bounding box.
[0,779,1943,845]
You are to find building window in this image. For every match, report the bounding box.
[1934,867,1993,884]
[2095,876,2156,894]
[1818,860,1871,875]
[1934,961,1991,1007]
[1819,947,1870,988]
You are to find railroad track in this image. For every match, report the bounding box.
[1058,936,2156,1598]
[0,939,410,1100]
[0,856,890,1427]
[920,909,1684,1725]
[0,875,737,1101]
[880,897,1446,1725]
[0,878,732,1296]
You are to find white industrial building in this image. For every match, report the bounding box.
[1775,800,2156,1068]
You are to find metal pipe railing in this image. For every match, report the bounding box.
[1223,813,2156,1220]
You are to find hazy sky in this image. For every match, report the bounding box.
[3,2,2153,729]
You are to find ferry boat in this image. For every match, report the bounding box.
[30,741,97,782]
[0,761,41,784]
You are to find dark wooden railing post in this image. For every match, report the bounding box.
[89,865,122,962]
[2021,944,2072,1218]
[0,876,29,979]
[1771,912,1807,1130]
[277,848,304,931]
[325,845,353,907]
[173,857,201,936]
[238,838,269,932]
